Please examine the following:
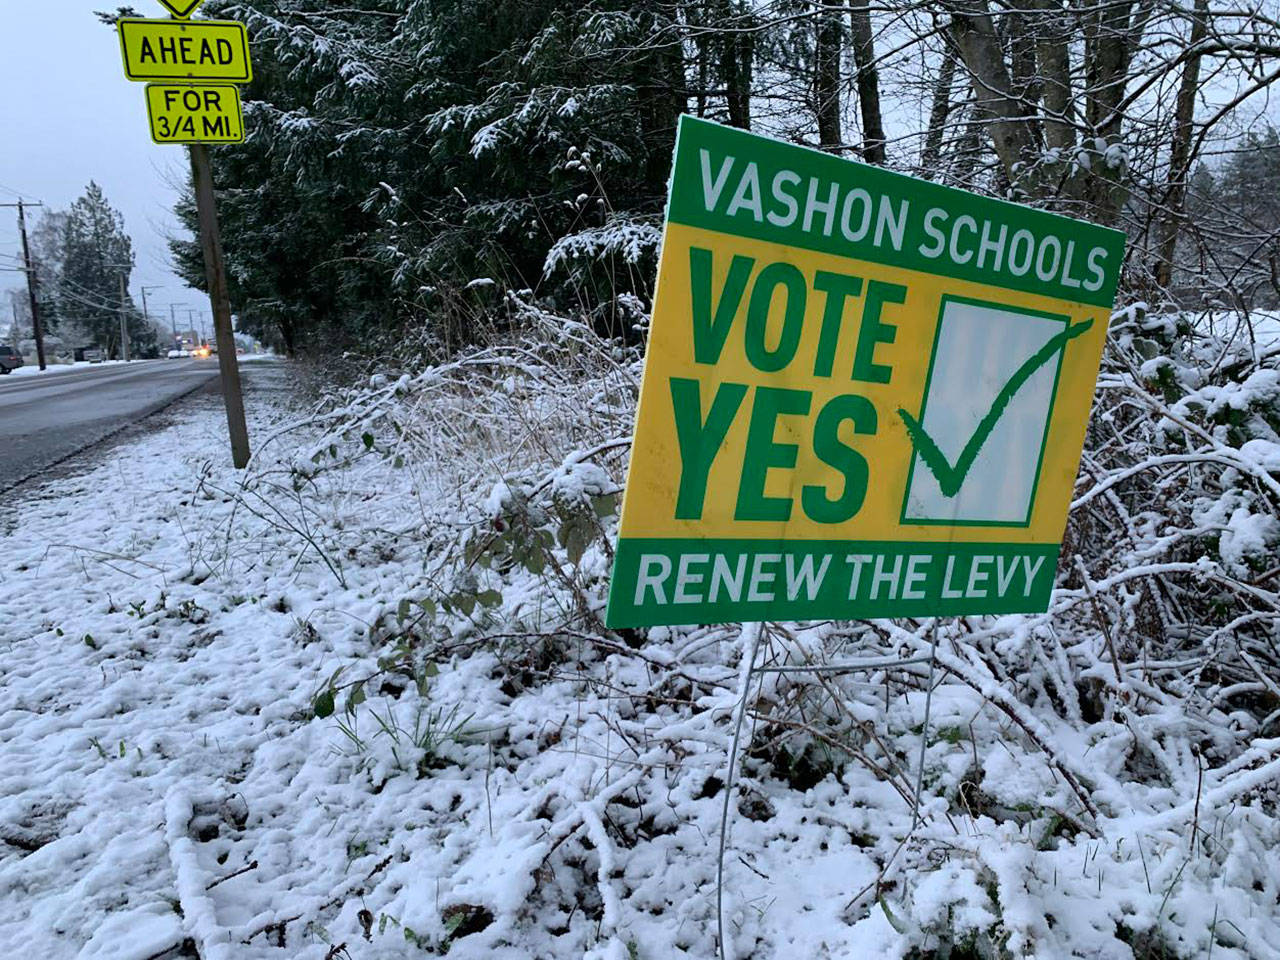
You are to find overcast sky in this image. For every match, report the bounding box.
[0,1,208,329]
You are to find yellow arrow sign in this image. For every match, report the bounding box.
[118,18,253,84]
[155,0,205,17]
[146,84,244,144]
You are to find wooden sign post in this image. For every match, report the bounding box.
[114,0,252,468]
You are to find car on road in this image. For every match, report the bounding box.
[0,346,23,374]
[166,349,190,359]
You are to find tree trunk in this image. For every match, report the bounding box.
[722,3,754,130]
[849,0,886,163]
[695,21,709,117]
[950,108,984,186]
[279,317,297,357]
[1032,0,1075,154]
[921,48,957,173]
[633,5,686,191]
[815,6,843,151]
[1003,10,1042,146]
[1154,0,1209,288]
[947,0,1039,191]
[1081,0,1154,221]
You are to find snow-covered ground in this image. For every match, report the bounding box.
[6,360,137,377]
[1190,309,1280,354]
[1,317,1278,960]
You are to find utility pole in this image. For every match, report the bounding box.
[140,285,162,330]
[2,200,47,371]
[118,272,131,362]
[189,143,250,468]
[169,303,179,345]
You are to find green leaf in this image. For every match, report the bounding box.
[423,661,440,678]
[83,634,98,650]
[879,897,907,934]
[345,683,366,716]
[477,589,502,608]
[592,493,617,519]
[397,598,411,624]
[362,432,375,450]
[314,690,336,719]
[524,548,546,575]
[444,913,466,936]
[563,520,590,565]
[418,598,437,618]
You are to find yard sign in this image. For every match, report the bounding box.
[606,116,1125,628]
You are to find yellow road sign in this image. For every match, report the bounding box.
[155,0,205,17]
[118,18,252,83]
[146,84,244,144]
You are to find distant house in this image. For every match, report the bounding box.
[21,335,64,359]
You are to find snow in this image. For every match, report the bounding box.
[543,217,662,277]
[6,360,136,378]
[1189,309,1280,355]
[1220,507,1280,576]
[1,321,1278,959]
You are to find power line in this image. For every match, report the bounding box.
[2,257,158,315]
[0,182,37,201]
[56,272,128,302]
[55,286,122,313]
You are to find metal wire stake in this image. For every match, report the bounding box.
[912,618,941,830]
[755,654,934,675]
[717,621,764,960]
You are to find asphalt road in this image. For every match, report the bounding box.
[0,359,220,490]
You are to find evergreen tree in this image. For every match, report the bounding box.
[28,210,68,337]
[171,0,685,354]
[1183,127,1280,306]
[58,182,145,357]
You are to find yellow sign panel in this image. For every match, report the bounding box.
[146,84,244,144]
[118,18,252,83]
[605,117,1126,628]
[155,0,205,17]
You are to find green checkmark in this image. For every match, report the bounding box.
[898,317,1094,498]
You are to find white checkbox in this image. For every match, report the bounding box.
[902,297,1069,526]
